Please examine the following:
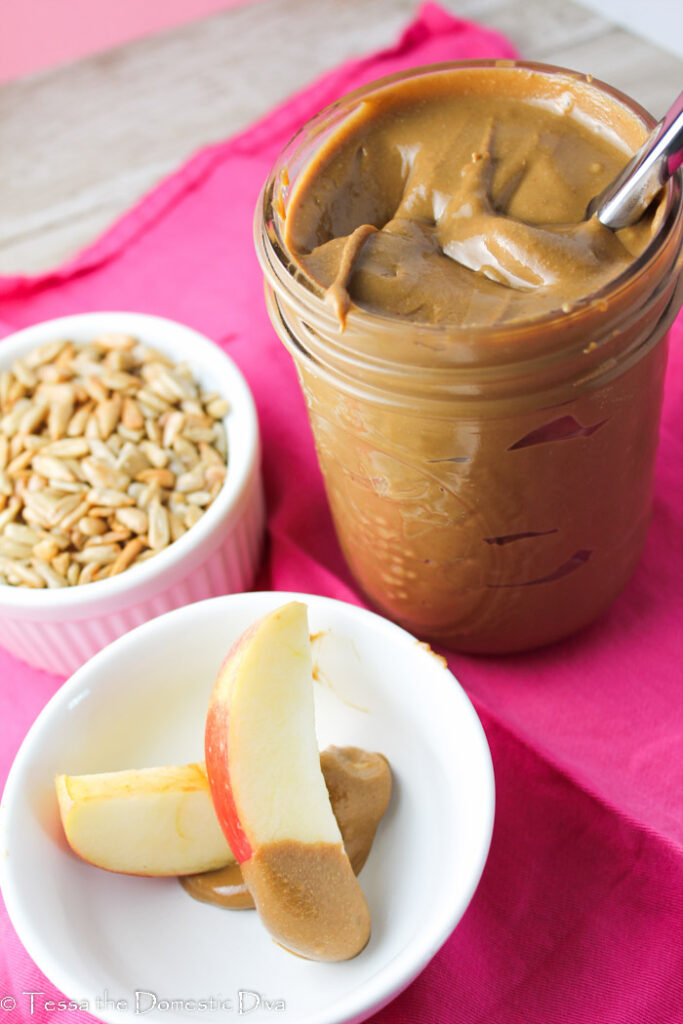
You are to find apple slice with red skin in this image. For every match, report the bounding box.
[205,601,371,961]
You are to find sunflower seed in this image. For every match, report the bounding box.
[176,467,205,493]
[207,398,230,419]
[0,538,34,559]
[73,544,121,565]
[31,558,67,588]
[33,536,60,561]
[32,455,76,482]
[109,536,146,576]
[135,467,175,489]
[4,523,41,546]
[78,516,108,537]
[115,507,148,534]
[86,488,135,508]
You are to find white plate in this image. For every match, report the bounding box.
[0,592,494,1024]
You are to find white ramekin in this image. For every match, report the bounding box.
[0,312,265,676]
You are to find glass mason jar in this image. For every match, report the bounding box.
[255,61,683,654]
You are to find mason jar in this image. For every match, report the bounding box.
[255,61,683,653]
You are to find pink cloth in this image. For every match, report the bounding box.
[1,5,682,1021]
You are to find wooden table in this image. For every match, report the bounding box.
[1,0,681,275]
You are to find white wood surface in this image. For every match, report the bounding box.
[1,0,681,275]
[579,0,683,61]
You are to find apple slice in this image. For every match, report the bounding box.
[55,763,235,876]
[56,747,391,888]
[205,601,371,961]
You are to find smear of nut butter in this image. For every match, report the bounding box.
[180,746,391,909]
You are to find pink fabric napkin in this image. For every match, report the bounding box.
[1,5,682,1022]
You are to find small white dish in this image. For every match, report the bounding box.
[0,312,265,676]
[0,592,494,1024]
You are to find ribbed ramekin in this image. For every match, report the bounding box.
[0,312,265,676]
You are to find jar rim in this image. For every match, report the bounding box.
[258,59,683,350]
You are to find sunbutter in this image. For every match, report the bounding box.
[259,63,683,652]
[284,67,657,326]
[242,841,370,962]
[180,747,391,912]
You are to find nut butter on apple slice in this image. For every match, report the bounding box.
[184,746,392,909]
[205,601,372,962]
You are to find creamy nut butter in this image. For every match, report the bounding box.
[257,62,683,652]
[181,746,391,911]
[242,841,371,961]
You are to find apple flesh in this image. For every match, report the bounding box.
[205,601,371,961]
[55,763,235,876]
[56,746,391,890]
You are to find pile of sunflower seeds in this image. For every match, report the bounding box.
[0,334,229,587]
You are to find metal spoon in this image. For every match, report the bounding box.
[587,90,683,230]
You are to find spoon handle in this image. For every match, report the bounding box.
[589,91,683,230]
